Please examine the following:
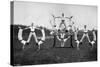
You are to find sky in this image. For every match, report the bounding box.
[13,1,97,30]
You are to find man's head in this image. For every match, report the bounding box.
[54,25,56,27]
[31,22,34,27]
[77,28,79,31]
[62,13,64,17]
[84,25,87,29]
[92,28,95,31]
[70,16,73,19]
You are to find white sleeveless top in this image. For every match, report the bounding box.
[29,26,35,32]
[61,17,65,20]
[84,28,88,33]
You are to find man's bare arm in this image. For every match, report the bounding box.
[55,16,61,19]
[23,26,30,30]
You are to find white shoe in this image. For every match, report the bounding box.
[76,40,80,44]
[90,41,95,46]
[21,40,26,45]
[50,31,54,35]
[21,40,27,49]
[38,40,43,45]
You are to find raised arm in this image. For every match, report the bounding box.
[55,16,61,19]
[65,17,69,19]
[34,25,44,30]
[65,16,73,20]
[51,14,61,19]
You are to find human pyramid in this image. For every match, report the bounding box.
[50,13,74,47]
[17,13,96,50]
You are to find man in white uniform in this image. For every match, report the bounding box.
[24,23,42,46]
[18,27,27,49]
[24,22,46,50]
[56,23,70,47]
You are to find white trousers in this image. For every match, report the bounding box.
[80,33,90,42]
[27,32,38,43]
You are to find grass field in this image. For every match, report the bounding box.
[11,25,97,66]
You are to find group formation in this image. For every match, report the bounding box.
[18,23,45,50]
[17,13,96,50]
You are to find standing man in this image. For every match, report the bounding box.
[49,20,58,47]
[24,23,39,45]
[80,25,91,44]
[25,22,46,50]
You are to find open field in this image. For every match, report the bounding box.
[11,25,97,66]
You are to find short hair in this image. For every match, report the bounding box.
[62,13,64,16]
[54,25,56,27]
[84,25,87,28]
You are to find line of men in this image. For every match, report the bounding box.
[17,13,96,50]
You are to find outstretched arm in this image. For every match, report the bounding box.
[65,17,69,19]
[35,27,42,30]
[65,16,73,20]
[51,14,61,18]
[51,14,61,20]
[18,26,21,29]
[35,25,44,30]
[52,16,60,23]
[56,35,61,41]
[55,16,61,19]
[23,26,30,30]
[64,36,70,42]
